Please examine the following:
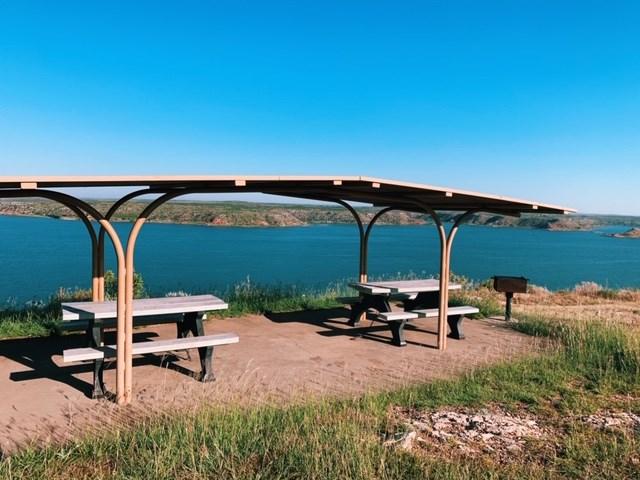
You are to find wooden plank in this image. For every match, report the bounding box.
[64,294,226,312]
[411,306,479,318]
[63,332,239,363]
[59,313,185,332]
[377,311,419,322]
[62,294,228,321]
[348,283,391,295]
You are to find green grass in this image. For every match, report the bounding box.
[215,278,348,317]
[0,288,91,339]
[1,311,639,479]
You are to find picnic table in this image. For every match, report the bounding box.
[344,279,477,346]
[347,279,462,326]
[61,294,237,398]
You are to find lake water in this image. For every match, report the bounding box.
[1,215,639,303]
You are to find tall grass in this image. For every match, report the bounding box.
[1,312,639,479]
[514,313,640,390]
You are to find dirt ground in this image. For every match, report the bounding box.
[0,307,538,454]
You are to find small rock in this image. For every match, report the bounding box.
[399,431,417,450]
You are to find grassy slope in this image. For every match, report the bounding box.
[0,314,638,479]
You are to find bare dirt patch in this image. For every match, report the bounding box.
[386,406,552,460]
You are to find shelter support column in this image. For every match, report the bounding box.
[122,189,189,404]
[333,200,366,282]
[412,201,449,350]
[361,207,394,283]
[0,189,127,401]
[97,188,166,301]
[413,204,479,350]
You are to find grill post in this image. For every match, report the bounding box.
[493,276,528,322]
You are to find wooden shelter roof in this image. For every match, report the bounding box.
[0,175,574,214]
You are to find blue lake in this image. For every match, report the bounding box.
[1,215,639,303]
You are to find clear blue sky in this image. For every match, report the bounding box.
[1,2,638,214]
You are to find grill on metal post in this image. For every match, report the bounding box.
[492,276,528,321]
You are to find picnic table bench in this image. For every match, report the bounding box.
[340,279,478,346]
[61,294,238,398]
[346,279,462,325]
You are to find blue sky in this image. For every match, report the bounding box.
[0,1,638,214]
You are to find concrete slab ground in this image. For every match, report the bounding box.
[0,307,539,454]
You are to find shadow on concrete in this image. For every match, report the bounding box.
[0,330,205,398]
[264,307,438,349]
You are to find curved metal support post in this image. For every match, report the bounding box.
[61,203,100,301]
[330,202,394,283]
[0,190,102,300]
[97,188,168,301]
[332,200,366,281]
[122,188,204,402]
[408,203,481,351]
[446,209,480,267]
[411,200,449,350]
[361,207,395,282]
[0,189,127,402]
[336,203,395,326]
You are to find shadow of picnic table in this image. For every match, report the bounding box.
[0,330,200,398]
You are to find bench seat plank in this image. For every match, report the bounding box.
[373,306,479,346]
[377,311,419,321]
[63,332,239,363]
[410,306,479,318]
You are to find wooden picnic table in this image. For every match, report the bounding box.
[347,279,461,326]
[61,294,230,398]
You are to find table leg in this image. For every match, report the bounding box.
[176,316,192,361]
[86,320,105,399]
[447,314,465,340]
[183,312,215,382]
[388,319,408,347]
[349,295,392,326]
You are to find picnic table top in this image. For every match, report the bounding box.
[62,294,228,321]
[349,279,462,295]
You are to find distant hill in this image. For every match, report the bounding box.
[0,199,638,231]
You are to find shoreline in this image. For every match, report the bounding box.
[0,211,612,232]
